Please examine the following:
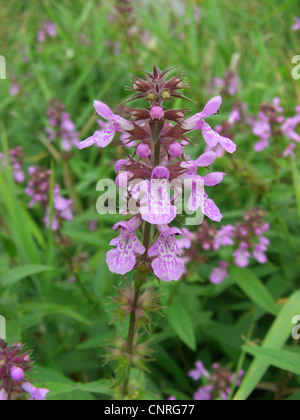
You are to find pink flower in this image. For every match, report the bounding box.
[106,217,145,275]
[188,361,210,381]
[283,143,296,157]
[169,142,183,158]
[233,242,251,267]
[150,106,164,120]
[44,21,57,37]
[0,389,8,400]
[281,110,300,143]
[210,261,229,285]
[176,228,195,251]
[292,17,300,31]
[10,366,25,382]
[254,138,270,152]
[193,386,213,401]
[253,237,270,264]
[78,101,133,149]
[21,382,50,401]
[183,96,237,153]
[10,83,20,96]
[137,168,177,225]
[214,225,235,247]
[46,101,79,151]
[137,143,151,159]
[179,151,224,222]
[37,21,56,43]
[149,226,185,282]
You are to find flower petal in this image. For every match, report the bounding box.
[106,228,145,275]
[94,100,114,120]
[217,134,237,154]
[202,197,223,222]
[198,96,222,119]
[139,179,177,225]
[199,121,219,148]
[203,172,226,187]
[78,132,101,150]
[194,151,216,168]
[97,127,116,148]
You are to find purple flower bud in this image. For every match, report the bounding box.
[150,106,164,120]
[115,159,129,173]
[169,142,183,158]
[151,166,170,180]
[137,143,151,159]
[10,366,25,382]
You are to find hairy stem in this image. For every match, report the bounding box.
[122,267,147,398]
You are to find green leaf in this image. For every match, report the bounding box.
[229,266,279,316]
[63,230,109,248]
[291,159,300,221]
[243,346,300,375]
[166,302,196,351]
[234,291,300,400]
[75,380,112,395]
[0,265,54,288]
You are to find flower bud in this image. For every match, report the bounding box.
[146,92,156,101]
[150,106,164,120]
[115,159,129,173]
[10,366,25,382]
[151,166,170,180]
[169,142,183,158]
[161,90,171,100]
[116,171,132,189]
[136,143,151,159]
